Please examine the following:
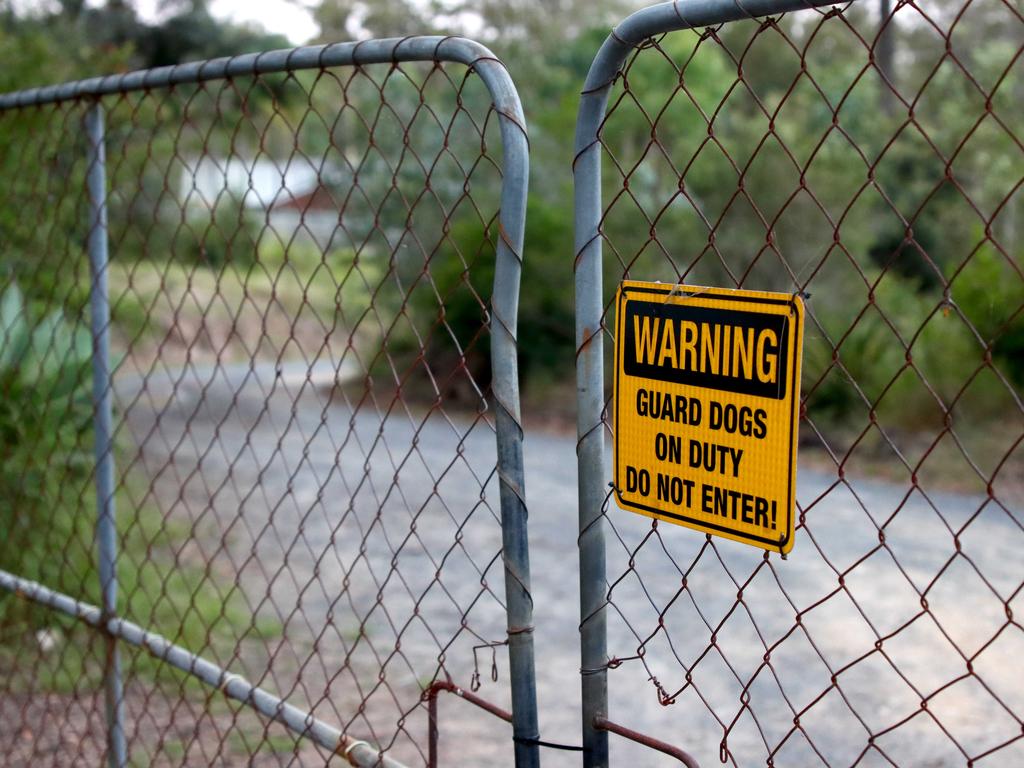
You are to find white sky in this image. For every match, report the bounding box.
[132,0,320,44]
[17,1,488,46]
[13,1,320,43]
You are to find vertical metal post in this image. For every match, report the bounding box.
[877,0,897,116]
[86,101,127,768]
[481,50,542,768]
[427,689,439,768]
[573,127,611,768]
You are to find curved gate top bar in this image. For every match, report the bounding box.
[573,2,841,766]
[0,35,538,768]
[0,35,524,115]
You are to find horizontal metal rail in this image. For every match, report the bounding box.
[594,716,700,767]
[424,679,515,724]
[0,36,523,121]
[0,569,405,768]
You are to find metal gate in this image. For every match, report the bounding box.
[0,36,539,768]
[1,1,1022,765]
[574,0,1023,765]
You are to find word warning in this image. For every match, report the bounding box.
[612,281,805,554]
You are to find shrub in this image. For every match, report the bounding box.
[0,282,97,624]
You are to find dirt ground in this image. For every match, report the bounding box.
[2,364,1022,766]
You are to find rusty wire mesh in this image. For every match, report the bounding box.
[584,0,1023,765]
[0,46,527,767]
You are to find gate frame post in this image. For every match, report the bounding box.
[473,40,543,768]
[85,100,127,768]
[573,2,838,765]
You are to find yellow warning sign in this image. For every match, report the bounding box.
[612,281,805,554]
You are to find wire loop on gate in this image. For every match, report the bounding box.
[342,739,371,760]
[513,735,585,752]
[218,672,242,694]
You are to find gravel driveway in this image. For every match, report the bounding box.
[114,362,1024,767]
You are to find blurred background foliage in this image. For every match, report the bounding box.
[0,0,1020,469]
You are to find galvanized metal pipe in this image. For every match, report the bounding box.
[424,679,516,768]
[0,569,405,768]
[85,101,127,768]
[594,716,700,767]
[2,37,519,110]
[573,3,839,766]
[485,43,543,768]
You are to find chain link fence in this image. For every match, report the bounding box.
[0,36,538,767]
[1,2,1022,766]
[575,0,1023,765]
